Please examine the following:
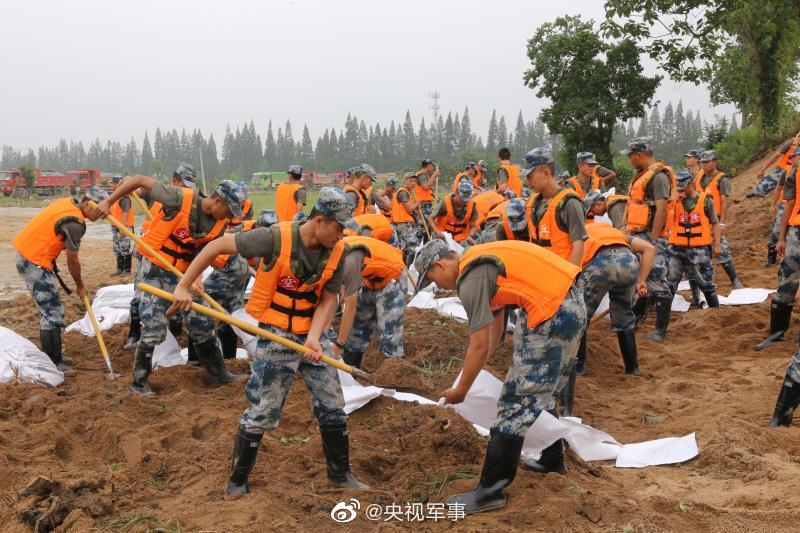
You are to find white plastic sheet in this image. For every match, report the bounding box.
[0,326,64,387]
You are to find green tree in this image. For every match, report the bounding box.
[524,15,660,171]
[19,165,36,192]
[603,0,800,134]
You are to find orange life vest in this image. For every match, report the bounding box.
[608,195,627,210]
[473,168,484,189]
[473,191,504,227]
[139,188,227,274]
[778,133,800,171]
[343,235,403,290]
[414,172,435,203]
[668,192,713,247]
[499,211,517,240]
[626,162,676,237]
[141,201,163,236]
[211,219,259,269]
[246,221,345,334]
[276,182,304,222]
[435,195,475,242]
[527,188,582,260]
[391,187,415,223]
[499,163,522,197]
[111,197,134,227]
[13,197,86,270]
[345,213,395,243]
[786,167,800,226]
[694,170,726,215]
[230,197,254,227]
[344,184,369,216]
[457,240,580,329]
[581,224,629,266]
[483,200,509,226]
[567,175,601,199]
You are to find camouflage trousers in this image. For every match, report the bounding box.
[393,222,419,257]
[417,202,434,241]
[769,204,786,248]
[111,226,133,258]
[478,220,500,244]
[784,335,800,382]
[495,286,586,437]
[666,244,716,294]
[579,246,638,332]
[137,258,182,347]
[631,232,672,299]
[241,324,347,433]
[15,253,64,331]
[344,278,405,357]
[775,226,800,305]
[717,234,733,265]
[188,255,250,343]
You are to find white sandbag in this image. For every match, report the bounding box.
[0,326,64,387]
[719,288,774,306]
[152,331,185,369]
[66,284,134,335]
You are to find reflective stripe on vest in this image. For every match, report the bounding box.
[13,197,86,270]
[246,221,344,334]
[457,240,580,329]
[668,192,713,247]
[343,235,404,290]
[111,197,134,227]
[528,188,581,260]
[581,224,629,266]
[391,187,415,223]
[499,163,522,197]
[435,195,475,242]
[276,183,303,222]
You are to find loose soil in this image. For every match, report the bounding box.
[1,157,800,532]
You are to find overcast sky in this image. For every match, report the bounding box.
[1,0,733,150]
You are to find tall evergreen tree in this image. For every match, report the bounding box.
[486,110,499,152]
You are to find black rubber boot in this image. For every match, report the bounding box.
[113,256,123,276]
[447,428,525,514]
[186,337,201,366]
[123,314,141,351]
[703,291,720,309]
[226,425,263,496]
[319,424,370,489]
[689,279,703,308]
[574,331,588,376]
[194,337,245,385]
[168,317,183,340]
[722,261,743,290]
[558,365,577,417]
[40,329,75,377]
[123,255,132,274]
[764,244,777,266]
[769,374,800,428]
[633,296,649,329]
[218,324,239,360]
[617,330,640,376]
[522,438,567,475]
[646,297,672,342]
[130,344,155,396]
[756,301,793,351]
[342,350,364,369]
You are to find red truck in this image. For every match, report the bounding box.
[0,168,103,197]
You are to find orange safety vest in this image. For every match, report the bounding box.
[669,192,713,247]
[473,190,504,227]
[527,188,582,260]
[344,184,369,216]
[694,170,726,215]
[139,188,227,274]
[581,224,629,266]
[778,133,800,171]
[435,195,475,242]
[141,201,163,236]
[345,213,395,243]
[414,172,435,203]
[457,240,580,329]
[230,197,254,227]
[484,200,509,226]
[276,182,304,222]
[608,195,627,210]
[499,163,522,197]
[567,175,601,199]
[452,171,472,193]
[13,197,86,270]
[211,219,259,269]
[499,211,518,240]
[626,162,676,237]
[391,187,415,224]
[343,235,403,290]
[111,196,134,227]
[246,221,345,334]
[473,168,484,189]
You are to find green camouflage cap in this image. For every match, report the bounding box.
[576,152,598,165]
[215,180,245,218]
[414,239,454,292]
[256,208,278,228]
[82,186,109,203]
[505,198,528,232]
[520,147,553,176]
[583,189,604,211]
[621,136,655,155]
[700,150,718,162]
[314,186,354,226]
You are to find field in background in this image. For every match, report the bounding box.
[249,189,320,215]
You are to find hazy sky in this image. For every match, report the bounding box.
[1,0,733,149]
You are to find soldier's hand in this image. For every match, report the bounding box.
[770,205,778,218]
[442,387,467,405]
[167,286,193,316]
[636,281,647,298]
[188,283,205,298]
[93,199,111,219]
[302,338,323,363]
[76,285,88,301]
[777,239,787,257]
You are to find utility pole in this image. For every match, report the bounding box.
[429,90,441,127]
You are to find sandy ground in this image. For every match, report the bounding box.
[2,161,800,532]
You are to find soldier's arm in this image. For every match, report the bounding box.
[629,237,655,297]
[169,234,238,314]
[442,316,495,405]
[777,197,795,256]
[304,289,339,362]
[97,175,156,218]
[65,249,87,300]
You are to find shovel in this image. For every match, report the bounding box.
[82,294,120,379]
[138,282,371,381]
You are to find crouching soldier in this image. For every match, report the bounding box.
[415,239,585,514]
[168,187,369,496]
[13,186,108,376]
[332,235,406,368]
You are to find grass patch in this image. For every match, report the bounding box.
[249,189,320,214]
[278,435,311,445]
[100,512,182,532]
[422,467,478,497]
[416,355,463,378]
[0,195,50,208]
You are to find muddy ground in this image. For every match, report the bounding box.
[1,158,800,532]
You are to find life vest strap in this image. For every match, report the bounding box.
[268,301,315,318]
[275,284,319,303]
[160,246,194,262]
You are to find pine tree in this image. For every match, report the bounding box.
[205,134,220,178]
[497,115,508,149]
[299,124,314,167]
[264,120,278,169]
[140,132,153,175]
[730,114,739,133]
[636,114,649,137]
[402,111,416,164]
[459,107,473,152]
[487,110,499,152]
[513,112,526,156]
[662,102,675,154]
[648,105,662,143]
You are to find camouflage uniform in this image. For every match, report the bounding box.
[769,204,786,248]
[112,225,132,259]
[630,232,672,298]
[393,222,419,257]
[137,258,181,347]
[666,245,716,294]
[15,253,64,331]
[187,254,250,344]
[717,235,733,265]
[496,286,586,437]
[344,278,406,357]
[776,226,800,305]
[478,219,501,243]
[579,247,638,332]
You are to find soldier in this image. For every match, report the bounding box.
[344,213,399,247]
[378,175,397,221]
[13,186,108,377]
[583,190,628,230]
[476,160,489,189]
[757,146,800,350]
[684,149,703,176]
[665,170,722,310]
[565,152,616,198]
[622,137,676,342]
[414,158,440,225]
[477,190,516,244]
[452,162,480,193]
[496,147,523,197]
[757,133,800,264]
[168,187,369,496]
[494,198,530,241]
[430,180,479,244]
[275,165,307,222]
[415,239,585,514]
[391,172,420,266]
[333,236,406,368]
[344,164,378,216]
[96,176,246,395]
[695,150,742,288]
[109,175,134,276]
